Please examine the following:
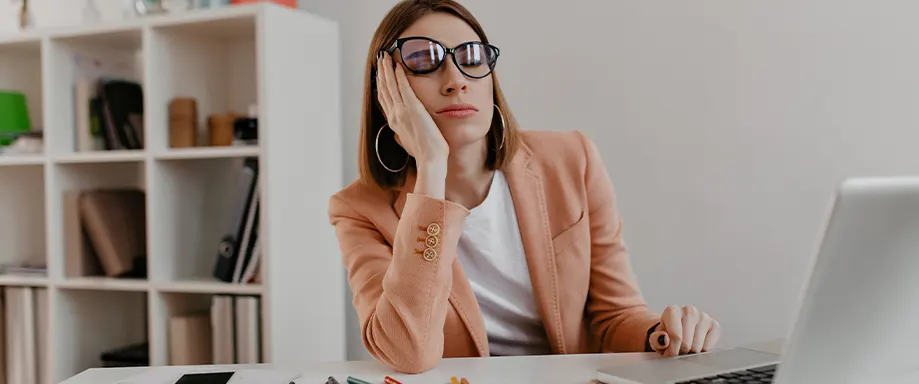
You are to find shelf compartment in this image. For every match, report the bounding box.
[44,26,145,156]
[0,36,43,137]
[145,15,257,151]
[54,289,149,380]
[150,292,262,366]
[148,157,254,283]
[0,164,47,278]
[49,161,148,281]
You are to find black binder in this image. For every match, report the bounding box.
[213,158,259,282]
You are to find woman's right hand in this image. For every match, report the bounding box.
[376,51,449,166]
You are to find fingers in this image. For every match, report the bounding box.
[662,305,683,357]
[680,306,699,355]
[376,53,393,116]
[381,52,403,108]
[659,305,721,357]
[691,313,712,353]
[702,319,721,352]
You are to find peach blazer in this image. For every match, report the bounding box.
[328,130,661,373]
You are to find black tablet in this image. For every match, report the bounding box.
[174,372,235,384]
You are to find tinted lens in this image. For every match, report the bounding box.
[400,39,445,72]
[455,42,498,77]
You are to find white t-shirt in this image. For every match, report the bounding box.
[456,170,553,356]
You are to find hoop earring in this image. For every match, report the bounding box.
[375,123,409,173]
[494,104,506,151]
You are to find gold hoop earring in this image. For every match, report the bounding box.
[494,104,506,151]
[375,123,409,173]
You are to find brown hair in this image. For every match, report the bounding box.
[358,0,520,190]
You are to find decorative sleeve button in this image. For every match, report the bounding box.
[427,223,441,236]
[425,235,439,248]
[423,248,437,261]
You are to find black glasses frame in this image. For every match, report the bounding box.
[383,36,500,79]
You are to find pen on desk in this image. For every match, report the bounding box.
[346,376,372,384]
[384,375,402,384]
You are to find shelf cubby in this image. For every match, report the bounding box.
[54,288,149,378]
[44,27,144,156]
[0,36,43,133]
[146,15,257,151]
[0,164,46,272]
[46,161,146,281]
[148,291,258,367]
[148,157,248,284]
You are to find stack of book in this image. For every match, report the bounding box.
[0,262,46,277]
[2,286,49,384]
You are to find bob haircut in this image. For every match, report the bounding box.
[358,0,521,190]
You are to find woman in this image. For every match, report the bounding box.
[328,0,721,374]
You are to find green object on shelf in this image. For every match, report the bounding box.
[0,91,31,146]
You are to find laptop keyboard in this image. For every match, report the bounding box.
[675,363,777,384]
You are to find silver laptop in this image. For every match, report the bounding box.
[597,176,919,384]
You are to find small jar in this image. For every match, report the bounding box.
[208,113,237,146]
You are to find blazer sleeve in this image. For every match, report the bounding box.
[328,192,469,373]
[576,131,662,353]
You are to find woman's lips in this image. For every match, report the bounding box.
[437,104,478,118]
[439,109,478,118]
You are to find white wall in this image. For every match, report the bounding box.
[7,0,919,362]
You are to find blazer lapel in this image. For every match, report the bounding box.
[503,144,565,354]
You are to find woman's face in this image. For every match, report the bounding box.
[396,13,495,151]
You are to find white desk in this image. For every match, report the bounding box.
[59,340,785,384]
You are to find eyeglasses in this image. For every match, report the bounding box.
[384,36,500,79]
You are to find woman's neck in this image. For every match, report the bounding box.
[445,140,494,209]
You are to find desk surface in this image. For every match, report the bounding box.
[60,340,785,384]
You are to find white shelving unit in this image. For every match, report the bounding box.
[0,4,345,383]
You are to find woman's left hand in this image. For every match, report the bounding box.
[649,305,721,356]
